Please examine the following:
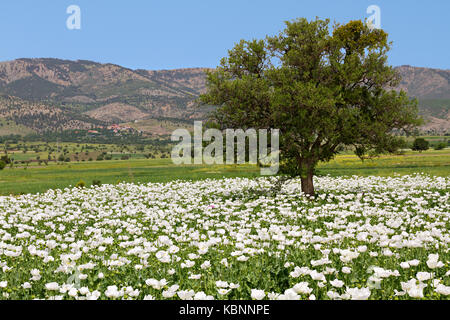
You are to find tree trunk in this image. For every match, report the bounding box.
[300,170,315,197]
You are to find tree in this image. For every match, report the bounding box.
[0,160,5,171]
[412,138,429,152]
[433,141,446,151]
[0,155,11,165]
[200,18,422,196]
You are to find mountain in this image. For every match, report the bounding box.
[0,58,210,134]
[395,65,450,133]
[0,58,448,135]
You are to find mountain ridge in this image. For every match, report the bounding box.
[0,58,448,135]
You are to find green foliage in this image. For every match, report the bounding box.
[433,142,447,151]
[92,179,102,187]
[0,160,5,171]
[75,180,86,188]
[0,155,11,164]
[200,18,422,195]
[412,138,430,152]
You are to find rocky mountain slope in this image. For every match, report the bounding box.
[395,66,450,133]
[0,58,210,132]
[0,58,448,135]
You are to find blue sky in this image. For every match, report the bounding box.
[0,0,448,70]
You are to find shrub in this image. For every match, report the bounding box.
[75,180,86,188]
[92,180,102,187]
[0,160,5,171]
[433,142,447,150]
[0,155,11,164]
[411,138,429,152]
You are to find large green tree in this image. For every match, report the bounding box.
[200,18,422,196]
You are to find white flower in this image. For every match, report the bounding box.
[155,251,171,263]
[342,267,352,274]
[105,285,122,298]
[79,287,90,295]
[357,245,367,253]
[327,291,341,300]
[194,291,214,300]
[408,260,420,267]
[407,287,425,299]
[310,270,326,281]
[30,269,41,281]
[401,279,427,299]
[0,281,7,288]
[268,292,281,300]
[177,290,195,300]
[416,272,432,282]
[162,290,177,298]
[346,287,371,300]
[181,260,195,268]
[218,288,231,295]
[394,289,406,296]
[382,249,393,257]
[435,284,450,296]
[279,288,300,300]
[229,283,240,289]
[400,262,410,269]
[22,282,32,289]
[251,289,266,300]
[292,282,313,294]
[87,290,101,300]
[426,254,444,269]
[215,281,229,288]
[284,262,294,268]
[220,258,228,267]
[45,282,60,291]
[237,255,249,261]
[68,288,78,297]
[145,278,167,290]
[330,279,345,288]
[59,284,74,294]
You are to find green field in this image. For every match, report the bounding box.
[0,148,449,195]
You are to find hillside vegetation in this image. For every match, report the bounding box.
[0,59,448,135]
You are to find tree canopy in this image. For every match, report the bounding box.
[200,18,422,196]
[412,138,429,152]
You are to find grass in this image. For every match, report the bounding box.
[0,160,260,195]
[316,149,450,177]
[0,119,35,136]
[0,149,449,195]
